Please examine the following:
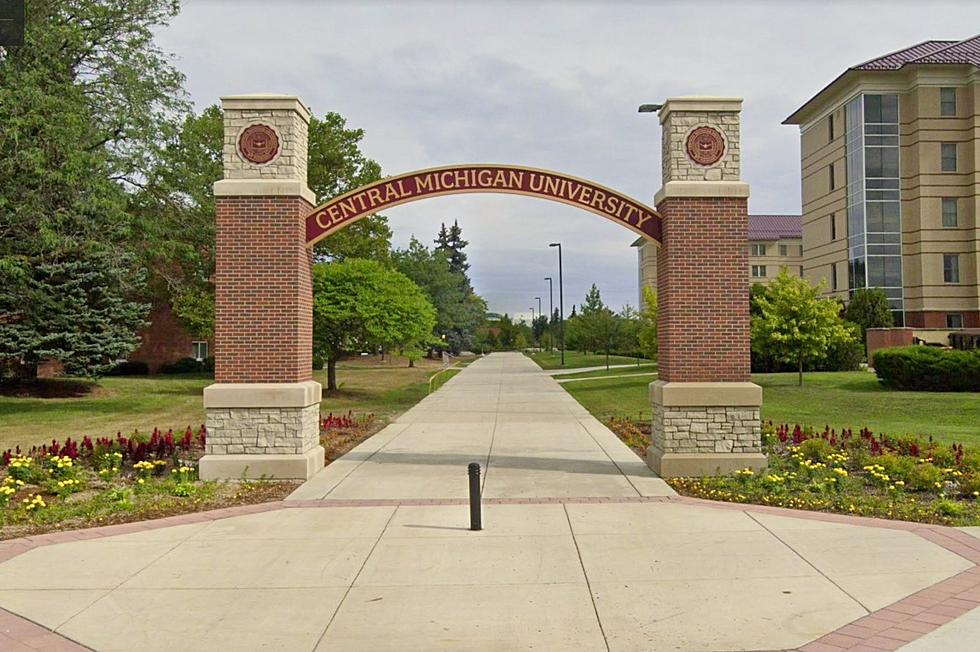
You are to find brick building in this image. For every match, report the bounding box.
[784,34,980,330]
[128,300,213,373]
[633,213,802,303]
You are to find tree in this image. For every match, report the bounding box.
[0,0,186,379]
[434,220,469,275]
[751,270,856,386]
[618,304,641,360]
[638,286,658,360]
[308,113,391,262]
[392,237,486,355]
[312,259,436,390]
[844,288,894,351]
[531,315,549,346]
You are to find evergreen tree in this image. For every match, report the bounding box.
[434,220,470,276]
[1,0,185,379]
[844,288,894,350]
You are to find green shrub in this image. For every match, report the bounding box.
[106,360,149,376]
[908,463,945,492]
[798,438,836,463]
[159,357,209,374]
[873,346,980,391]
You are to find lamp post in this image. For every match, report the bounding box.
[544,277,553,352]
[549,242,565,367]
[534,296,542,351]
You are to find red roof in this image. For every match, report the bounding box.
[748,215,801,241]
[785,34,980,124]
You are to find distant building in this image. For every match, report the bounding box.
[784,35,980,328]
[633,214,803,304]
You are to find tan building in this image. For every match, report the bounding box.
[633,214,802,303]
[785,35,980,328]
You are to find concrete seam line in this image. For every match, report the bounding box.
[562,503,611,652]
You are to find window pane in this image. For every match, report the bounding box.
[942,198,958,227]
[944,255,960,283]
[779,245,788,256]
[946,313,963,329]
[864,94,882,123]
[880,95,898,123]
[941,88,956,117]
[942,143,957,171]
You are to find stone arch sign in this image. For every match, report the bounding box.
[305,165,663,246]
[200,93,763,483]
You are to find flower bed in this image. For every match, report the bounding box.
[0,426,296,540]
[666,422,980,526]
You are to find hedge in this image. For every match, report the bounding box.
[873,346,980,391]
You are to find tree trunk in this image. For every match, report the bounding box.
[798,354,804,387]
[408,358,415,368]
[605,349,610,370]
[327,357,338,391]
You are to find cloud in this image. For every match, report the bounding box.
[159,0,980,312]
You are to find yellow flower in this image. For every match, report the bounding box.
[137,478,145,485]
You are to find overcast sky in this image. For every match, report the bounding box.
[158,1,980,319]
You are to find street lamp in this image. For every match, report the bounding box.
[549,242,565,367]
[544,277,553,352]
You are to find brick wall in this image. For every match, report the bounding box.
[866,328,914,361]
[656,196,750,382]
[214,195,314,383]
[129,300,213,373]
[905,311,980,329]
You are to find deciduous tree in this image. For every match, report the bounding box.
[751,270,856,386]
[312,259,436,391]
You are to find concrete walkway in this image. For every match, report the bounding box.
[1,352,980,651]
[288,352,673,501]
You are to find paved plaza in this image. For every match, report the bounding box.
[2,353,980,651]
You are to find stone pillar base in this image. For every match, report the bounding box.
[199,446,324,481]
[647,450,767,477]
[202,381,323,481]
[647,380,766,478]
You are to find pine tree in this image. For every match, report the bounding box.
[434,220,470,276]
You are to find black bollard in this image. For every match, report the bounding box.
[468,462,482,531]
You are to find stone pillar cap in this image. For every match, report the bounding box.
[221,94,312,123]
[658,96,743,123]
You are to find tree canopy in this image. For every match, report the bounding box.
[751,270,856,386]
[312,259,436,390]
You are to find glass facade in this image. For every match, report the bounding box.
[845,94,905,325]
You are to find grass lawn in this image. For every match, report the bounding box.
[526,350,651,370]
[0,356,455,452]
[555,365,657,380]
[563,369,980,446]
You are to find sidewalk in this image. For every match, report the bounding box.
[0,352,978,651]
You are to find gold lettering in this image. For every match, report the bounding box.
[477,169,493,186]
[454,169,470,188]
[381,182,402,202]
[579,187,593,204]
[544,176,561,196]
[366,187,383,208]
[635,211,654,230]
[338,198,357,217]
[508,170,523,188]
[604,195,620,216]
[315,210,330,230]
[491,170,509,188]
[589,189,606,210]
[440,171,456,189]
[416,174,436,192]
[528,173,545,192]
[396,179,408,196]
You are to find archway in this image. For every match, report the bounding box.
[304,164,662,246]
[199,93,763,482]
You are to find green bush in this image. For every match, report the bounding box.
[105,360,149,376]
[873,346,980,391]
[159,357,210,374]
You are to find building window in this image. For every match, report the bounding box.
[799,266,804,278]
[832,263,839,291]
[192,341,208,361]
[942,198,958,228]
[830,213,836,241]
[943,254,960,284]
[750,244,767,256]
[779,244,788,257]
[940,87,956,117]
[751,265,766,278]
[941,143,957,172]
[946,313,964,329]
[828,113,835,141]
[829,163,835,190]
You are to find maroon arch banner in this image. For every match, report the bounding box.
[305,164,662,247]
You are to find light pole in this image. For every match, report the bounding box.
[544,277,553,352]
[549,242,565,367]
[534,296,542,351]
[529,306,536,347]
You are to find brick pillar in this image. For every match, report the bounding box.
[647,97,766,477]
[199,94,324,481]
